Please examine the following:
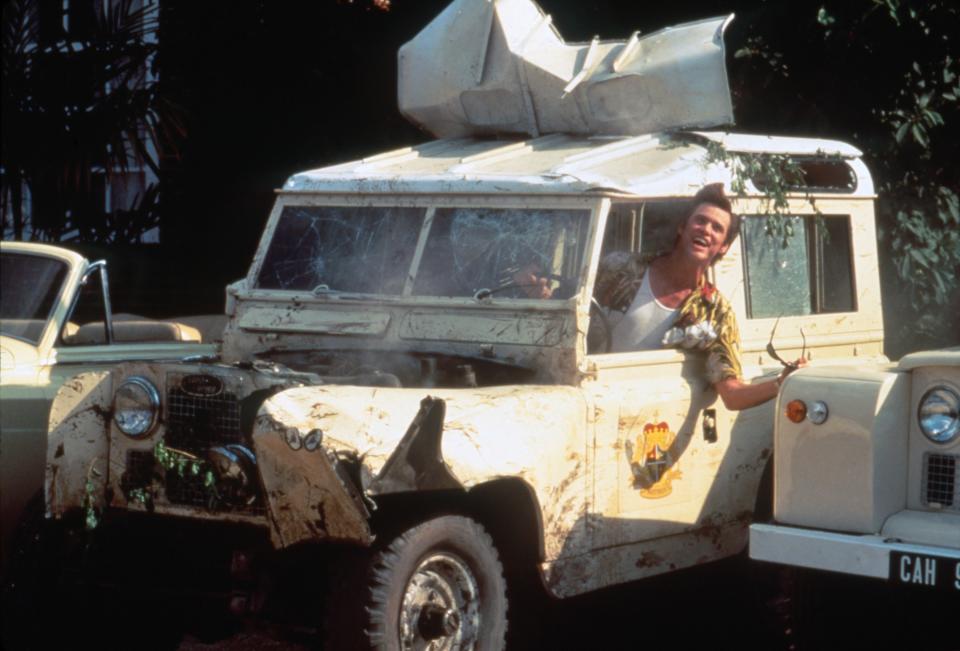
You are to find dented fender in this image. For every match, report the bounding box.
[253,412,373,549]
[254,384,589,560]
[46,371,113,519]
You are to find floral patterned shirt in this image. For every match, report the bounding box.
[595,251,742,384]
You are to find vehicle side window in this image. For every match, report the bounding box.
[589,201,688,355]
[742,215,856,318]
[602,201,686,258]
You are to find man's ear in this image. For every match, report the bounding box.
[715,242,730,260]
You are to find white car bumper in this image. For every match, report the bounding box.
[750,523,960,591]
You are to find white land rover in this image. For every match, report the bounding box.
[36,1,894,648]
[750,349,960,644]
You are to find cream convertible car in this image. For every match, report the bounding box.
[0,242,223,572]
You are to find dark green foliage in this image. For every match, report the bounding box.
[1,0,182,242]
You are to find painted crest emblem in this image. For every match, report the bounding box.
[625,421,682,499]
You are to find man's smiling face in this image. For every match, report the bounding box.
[679,203,732,264]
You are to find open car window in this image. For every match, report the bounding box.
[588,200,690,355]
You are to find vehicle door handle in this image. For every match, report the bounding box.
[703,408,717,443]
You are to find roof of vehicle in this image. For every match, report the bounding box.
[282,131,874,198]
[0,241,87,267]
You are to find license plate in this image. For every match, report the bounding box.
[889,550,960,592]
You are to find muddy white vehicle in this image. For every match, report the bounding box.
[43,1,887,648]
[0,242,220,573]
[750,349,960,645]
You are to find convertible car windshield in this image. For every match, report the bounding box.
[0,252,69,344]
[256,205,591,298]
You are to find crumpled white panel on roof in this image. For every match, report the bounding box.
[398,0,734,138]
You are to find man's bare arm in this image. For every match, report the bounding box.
[714,359,806,411]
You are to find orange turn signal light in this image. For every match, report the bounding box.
[786,399,807,423]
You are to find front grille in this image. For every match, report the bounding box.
[156,375,262,514]
[122,450,156,492]
[165,383,242,454]
[922,453,958,510]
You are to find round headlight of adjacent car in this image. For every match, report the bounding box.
[114,376,160,438]
[918,386,960,444]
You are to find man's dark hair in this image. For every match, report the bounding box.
[690,183,740,246]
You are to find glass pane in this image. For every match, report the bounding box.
[819,217,856,313]
[412,207,590,299]
[0,252,68,343]
[744,216,812,318]
[603,201,688,258]
[256,206,424,293]
[68,267,108,332]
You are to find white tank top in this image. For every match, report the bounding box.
[609,270,678,352]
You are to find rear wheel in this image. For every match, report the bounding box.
[325,515,508,650]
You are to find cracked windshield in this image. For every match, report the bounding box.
[257,205,591,299]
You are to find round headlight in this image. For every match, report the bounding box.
[114,376,159,437]
[918,386,960,444]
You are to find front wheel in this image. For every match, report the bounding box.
[325,515,508,650]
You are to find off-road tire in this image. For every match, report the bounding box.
[324,515,508,650]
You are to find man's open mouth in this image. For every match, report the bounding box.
[693,236,709,247]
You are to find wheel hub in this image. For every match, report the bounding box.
[417,603,460,639]
[399,551,480,650]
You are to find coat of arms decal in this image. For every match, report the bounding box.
[625,421,682,498]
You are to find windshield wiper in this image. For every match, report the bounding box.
[473,283,547,301]
[312,284,340,296]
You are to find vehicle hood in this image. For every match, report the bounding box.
[256,383,587,486]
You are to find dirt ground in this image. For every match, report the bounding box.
[178,557,959,651]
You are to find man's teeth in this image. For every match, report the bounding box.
[693,237,708,246]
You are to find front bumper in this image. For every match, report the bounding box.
[750,522,960,585]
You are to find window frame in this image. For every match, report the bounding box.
[741,213,858,319]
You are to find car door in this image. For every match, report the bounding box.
[584,200,739,554]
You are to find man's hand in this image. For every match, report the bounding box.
[715,357,808,411]
[778,357,808,385]
[513,263,553,299]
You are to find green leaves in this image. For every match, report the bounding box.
[1,0,182,242]
[885,185,960,322]
[700,141,818,249]
[83,479,99,531]
[151,439,221,506]
[817,6,836,35]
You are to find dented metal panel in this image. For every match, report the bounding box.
[253,412,372,548]
[254,384,590,560]
[398,0,734,138]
